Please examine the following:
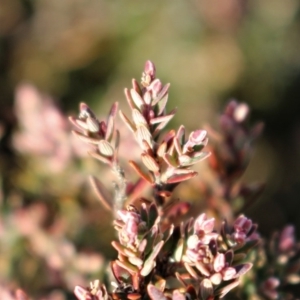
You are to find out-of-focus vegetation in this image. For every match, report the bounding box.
[1,0,300,298]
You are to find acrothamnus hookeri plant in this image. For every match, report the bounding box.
[65,61,299,300]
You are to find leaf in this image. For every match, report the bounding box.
[119,110,136,133]
[233,263,253,278]
[89,176,112,211]
[216,279,240,298]
[132,108,148,126]
[131,89,145,109]
[109,102,119,119]
[105,115,114,142]
[141,153,160,173]
[148,203,159,227]
[129,161,154,184]
[200,279,213,300]
[132,79,142,94]
[153,108,177,137]
[147,284,167,300]
[165,171,198,184]
[184,263,199,280]
[172,290,185,300]
[89,151,112,165]
[111,261,131,284]
[72,130,100,144]
[115,259,139,275]
[124,88,135,109]
[141,241,164,276]
[163,153,178,168]
[179,152,210,167]
[98,140,114,157]
[152,83,170,106]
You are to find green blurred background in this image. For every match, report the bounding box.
[1,0,300,298]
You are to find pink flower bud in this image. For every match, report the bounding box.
[144,60,156,79]
[279,225,295,253]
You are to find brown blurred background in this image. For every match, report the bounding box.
[0,0,300,298]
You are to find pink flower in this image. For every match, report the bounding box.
[278,225,295,253]
[232,215,255,244]
[117,210,141,249]
[213,253,236,281]
[193,213,218,244]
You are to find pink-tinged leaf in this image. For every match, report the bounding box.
[200,279,213,300]
[141,140,153,155]
[135,125,152,148]
[72,130,100,144]
[234,263,253,278]
[109,102,119,119]
[114,129,121,151]
[111,241,127,256]
[86,116,100,132]
[141,241,164,276]
[69,116,88,130]
[124,88,135,109]
[140,260,156,277]
[174,238,185,262]
[132,108,148,126]
[119,110,136,133]
[179,152,210,167]
[128,256,143,267]
[79,102,96,119]
[143,91,152,105]
[147,284,167,300]
[222,267,237,281]
[153,109,177,138]
[141,153,160,173]
[157,94,170,116]
[111,261,131,284]
[155,279,166,292]
[131,89,145,109]
[150,109,176,125]
[175,272,187,287]
[176,125,185,144]
[195,261,210,277]
[165,171,198,184]
[105,115,114,142]
[172,290,186,300]
[184,263,199,280]
[163,153,178,168]
[132,79,142,94]
[89,151,112,165]
[163,129,176,144]
[115,259,139,275]
[217,279,240,298]
[149,79,163,98]
[157,142,167,157]
[129,161,154,184]
[174,137,183,156]
[152,83,170,106]
[98,140,114,157]
[89,176,112,211]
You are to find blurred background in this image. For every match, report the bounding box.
[1,0,300,298]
